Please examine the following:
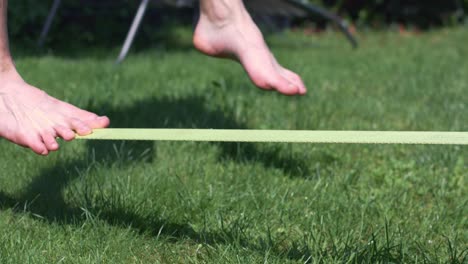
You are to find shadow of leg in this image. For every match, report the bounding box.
[0,93,327,262]
[87,95,312,177]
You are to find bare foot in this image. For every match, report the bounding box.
[194,0,307,95]
[0,71,109,155]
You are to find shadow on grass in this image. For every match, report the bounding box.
[87,95,314,176]
[0,94,341,262]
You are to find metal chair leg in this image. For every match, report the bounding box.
[37,0,62,47]
[116,0,150,64]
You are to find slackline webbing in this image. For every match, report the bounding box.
[76,129,468,145]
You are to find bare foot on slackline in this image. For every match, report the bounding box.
[0,71,110,155]
[1,0,108,155]
[194,0,307,95]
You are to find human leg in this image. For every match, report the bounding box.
[0,0,109,155]
[194,0,307,95]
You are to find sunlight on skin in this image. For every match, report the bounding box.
[0,0,306,156]
[195,0,307,95]
[0,0,109,155]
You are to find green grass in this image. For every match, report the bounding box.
[1,28,467,263]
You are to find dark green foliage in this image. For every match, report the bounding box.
[7,0,51,42]
[7,0,142,45]
[6,0,468,45]
[313,0,467,27]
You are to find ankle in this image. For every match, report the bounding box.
[0,54,14,71]
[0,63,23,85]
[199,0,242,27]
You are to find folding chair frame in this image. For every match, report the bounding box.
[37,0,358,63]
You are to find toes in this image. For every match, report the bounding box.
[41,132,59,152]
[270,76,301,96]
[71,119,92,136]
[292,76,307,95]
[26,135,49,155]
[12,129,49,155]
[247,65,303,95]
[62,103,110,128]
[74,108,103,122]
[84,116,110,129]
[281,69,307,95]
[55,125,75,141]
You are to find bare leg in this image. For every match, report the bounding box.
[194,0,307,95]
[0,0,109,155]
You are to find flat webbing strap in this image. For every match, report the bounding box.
[76,129,468,145]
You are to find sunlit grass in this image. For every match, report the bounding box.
[0,28,467,263]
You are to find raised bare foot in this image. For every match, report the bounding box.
[194,0,307,95]
[0,71,110,155]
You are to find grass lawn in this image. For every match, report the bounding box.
[1,28,467,263]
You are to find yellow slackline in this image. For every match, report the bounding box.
[76,129,468,145]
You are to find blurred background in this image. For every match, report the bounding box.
[8,0,468,49]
